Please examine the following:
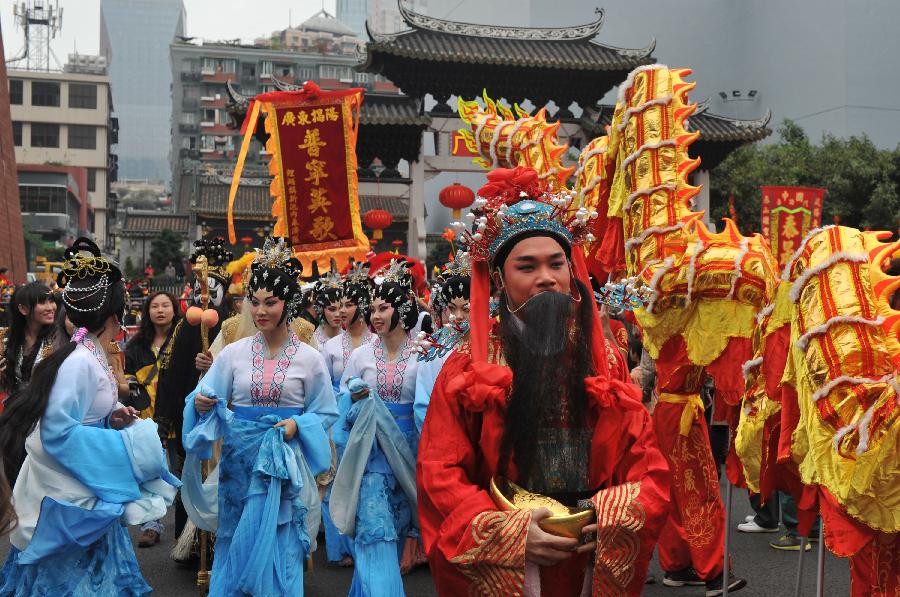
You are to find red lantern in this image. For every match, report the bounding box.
[364,209,393,240]
[239,235,253,246]
[391,239,404,254]
[439,183,475,220]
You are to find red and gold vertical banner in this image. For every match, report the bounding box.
[760,186,825,268]
[228,81,369,271]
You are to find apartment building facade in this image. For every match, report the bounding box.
[9,56,118,249]
[170,15,394,177]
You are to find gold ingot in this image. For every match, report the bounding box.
[489,477,595,539]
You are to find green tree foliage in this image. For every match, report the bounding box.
[425,238,452,278]
[124,256,139,279]
[709,119,900,234]
[149,229,186,276]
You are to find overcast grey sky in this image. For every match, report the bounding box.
[2,0,343,66]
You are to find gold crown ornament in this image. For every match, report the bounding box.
[489,477,595,539]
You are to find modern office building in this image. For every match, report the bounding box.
[100,0,185,183]
[170,12,393,177]
[9,55,118,249]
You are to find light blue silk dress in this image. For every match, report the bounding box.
[0,335,180,596]
[320,331,370,563]
[181,331,337,597]
[331,336,419,597]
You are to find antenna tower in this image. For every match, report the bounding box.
[12,1,64,71]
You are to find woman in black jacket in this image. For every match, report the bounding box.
[123,290,180,548]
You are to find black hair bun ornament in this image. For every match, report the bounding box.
[191,237,234,267]
[57,237,122,288]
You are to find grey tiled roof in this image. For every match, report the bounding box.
[122,212,191,235]
[364,7,654,72]
[360,93,430,126]
[583,101,772,143]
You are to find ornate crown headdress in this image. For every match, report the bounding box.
[58,237,123,313]
[191,237,234,282]
[248,237,303,304]
[252,237,294,270]
[442,251,472,280]
[345,261,370,286]
[594,276,653,312]
[318,270,343,292]
[450,166,597,265]
[457,166,609,377]
[379,259,414,290]
[343,262,372,315]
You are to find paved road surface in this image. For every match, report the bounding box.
[0,482,852,596]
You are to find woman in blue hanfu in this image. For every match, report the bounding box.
[330,259,420,596]
[183,237,337,597]
[319,262,372,566]
[0,238,180,596]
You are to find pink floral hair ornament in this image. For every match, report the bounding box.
[71,326,89,344]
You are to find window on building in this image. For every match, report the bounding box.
[12,121,22,146]
[295,67,314,81]
[202,108,216,123]
[20,185,67,214]
[87,168,97,192]
[33,81,64,107]
[355,72,371,83]
[31,123,60,147]
[182,58,198,72]
[320,65,351,80]
[183,86,200,99]
[68,125,97,150]
[200,136,215,151]
[31,81,61,106]
[181,112,197,125]
[201,58,216,74]
[278,65,292,77]
[222,59,236,73]
[9,79,23,105]
[260,61,273,77]
[68,83,98,109]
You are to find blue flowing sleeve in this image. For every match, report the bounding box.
[414,357,441,434]
[182,345,235,459]
[295,348,338,431]
[289,348,337,477]
[40,354,141,503]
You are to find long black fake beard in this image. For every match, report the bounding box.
[497,280,596,482]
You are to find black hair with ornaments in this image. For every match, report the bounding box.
[246,238,303,323]
[366,259,418,332]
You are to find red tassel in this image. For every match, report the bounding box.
[470,260,491,363]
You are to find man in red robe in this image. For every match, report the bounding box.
[417,167,671,596]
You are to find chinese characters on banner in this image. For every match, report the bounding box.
[275,104,351,247]
[760,186,825,268]
[227,82,369,269]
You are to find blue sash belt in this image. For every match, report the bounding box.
[231,405,304,421]
[384,402,414,434]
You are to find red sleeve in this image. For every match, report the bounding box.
[586,380,672,596]
[417,351,529,595]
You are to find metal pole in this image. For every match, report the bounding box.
[815,534,825,597]
[794,537,808,597]
[723,480,733,597]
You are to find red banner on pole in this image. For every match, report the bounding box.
[761,186,825,268]
[273,102,356,249]
[227,82,369,271]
